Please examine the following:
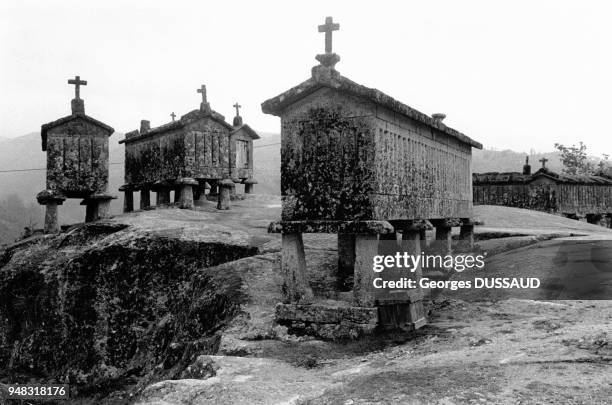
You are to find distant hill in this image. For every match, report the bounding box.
[0,130,603,243]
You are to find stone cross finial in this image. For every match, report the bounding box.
[68,75,87,99]
[318,16,340,54]
[171,112,176,121]
[233,102,241,117]
[539,157,548,168]
[197,85,207,103]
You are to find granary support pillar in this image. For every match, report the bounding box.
[458,221,475,252]
[140,186,151,209]
[281,232,314,304]
[119,185,134,213]
[217,179,235,210]
[353,233,381,307]
[231,178,241,196]
[337,234,356,291]
[432,219,454,255]
[82,193,116,222]
[153,180,172,206]
[419,228,428,249]
[176,178,198,209]
[244,178,257,194]
[36,191,66,234]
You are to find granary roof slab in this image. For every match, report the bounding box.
[472,172,530,185]
[474,168,612,185]
[41,113,114,151]
[261,66,483,149]
[231,123,260,140]
[119,108,234,145]
[531,168,612,185]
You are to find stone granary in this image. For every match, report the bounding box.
[262,17,483,338]
[119,85,259,211]
[37,76,115,233]
[474,158,612,225]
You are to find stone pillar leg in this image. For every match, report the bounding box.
[435,226,453,254]
[154,180,172,206]
[353,233,379,307]
[230,179,241,196]
[244,178,257,194]
[337,234,356,291]
[83,194,116,222]
[458,224,475,252]
[281,233,314,304]
[84,200,98,222]
[97,199,112,219]
[123,191,134,213]
[37,191,65,234]
[176,178,198,209]
[119,185,134,213]
[419,228,428,249]
[140,188,151,210]
[217,179,234,210]
[44,202,60,234]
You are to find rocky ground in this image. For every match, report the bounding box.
[1,199,611,404]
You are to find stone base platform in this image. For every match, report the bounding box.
[276,302,378,340]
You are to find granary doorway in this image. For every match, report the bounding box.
[236,139,249,169]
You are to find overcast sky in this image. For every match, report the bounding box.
[1,0,610,154]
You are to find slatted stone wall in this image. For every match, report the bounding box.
[46,119,110,198]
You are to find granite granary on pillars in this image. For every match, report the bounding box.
[37,76,116,233]
[474,158,612,226]
[119,85,259,212]
[230,102,260,194]
[263,17,483,339]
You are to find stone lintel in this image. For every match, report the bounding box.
[268,220,395,235]
[429,218,463,228]
[85,193,117,201]
[219,179,236,188]
[118,184,136,192]
[388,219,433,232]
[460,218,476,226]
[243,178,258,185]
[36,190,66,205]
[275,303,378,325]
[175,177,199,186]
[151,180,173,191]
[231,178,242,184]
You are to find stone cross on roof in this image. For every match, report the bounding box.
[197,85,207,103]
[539,157,548,168]
[318,16,340,54]
[68,75,87,99]
[171,112,176,121]
[232,102,243,127]
[197,84,211,112]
